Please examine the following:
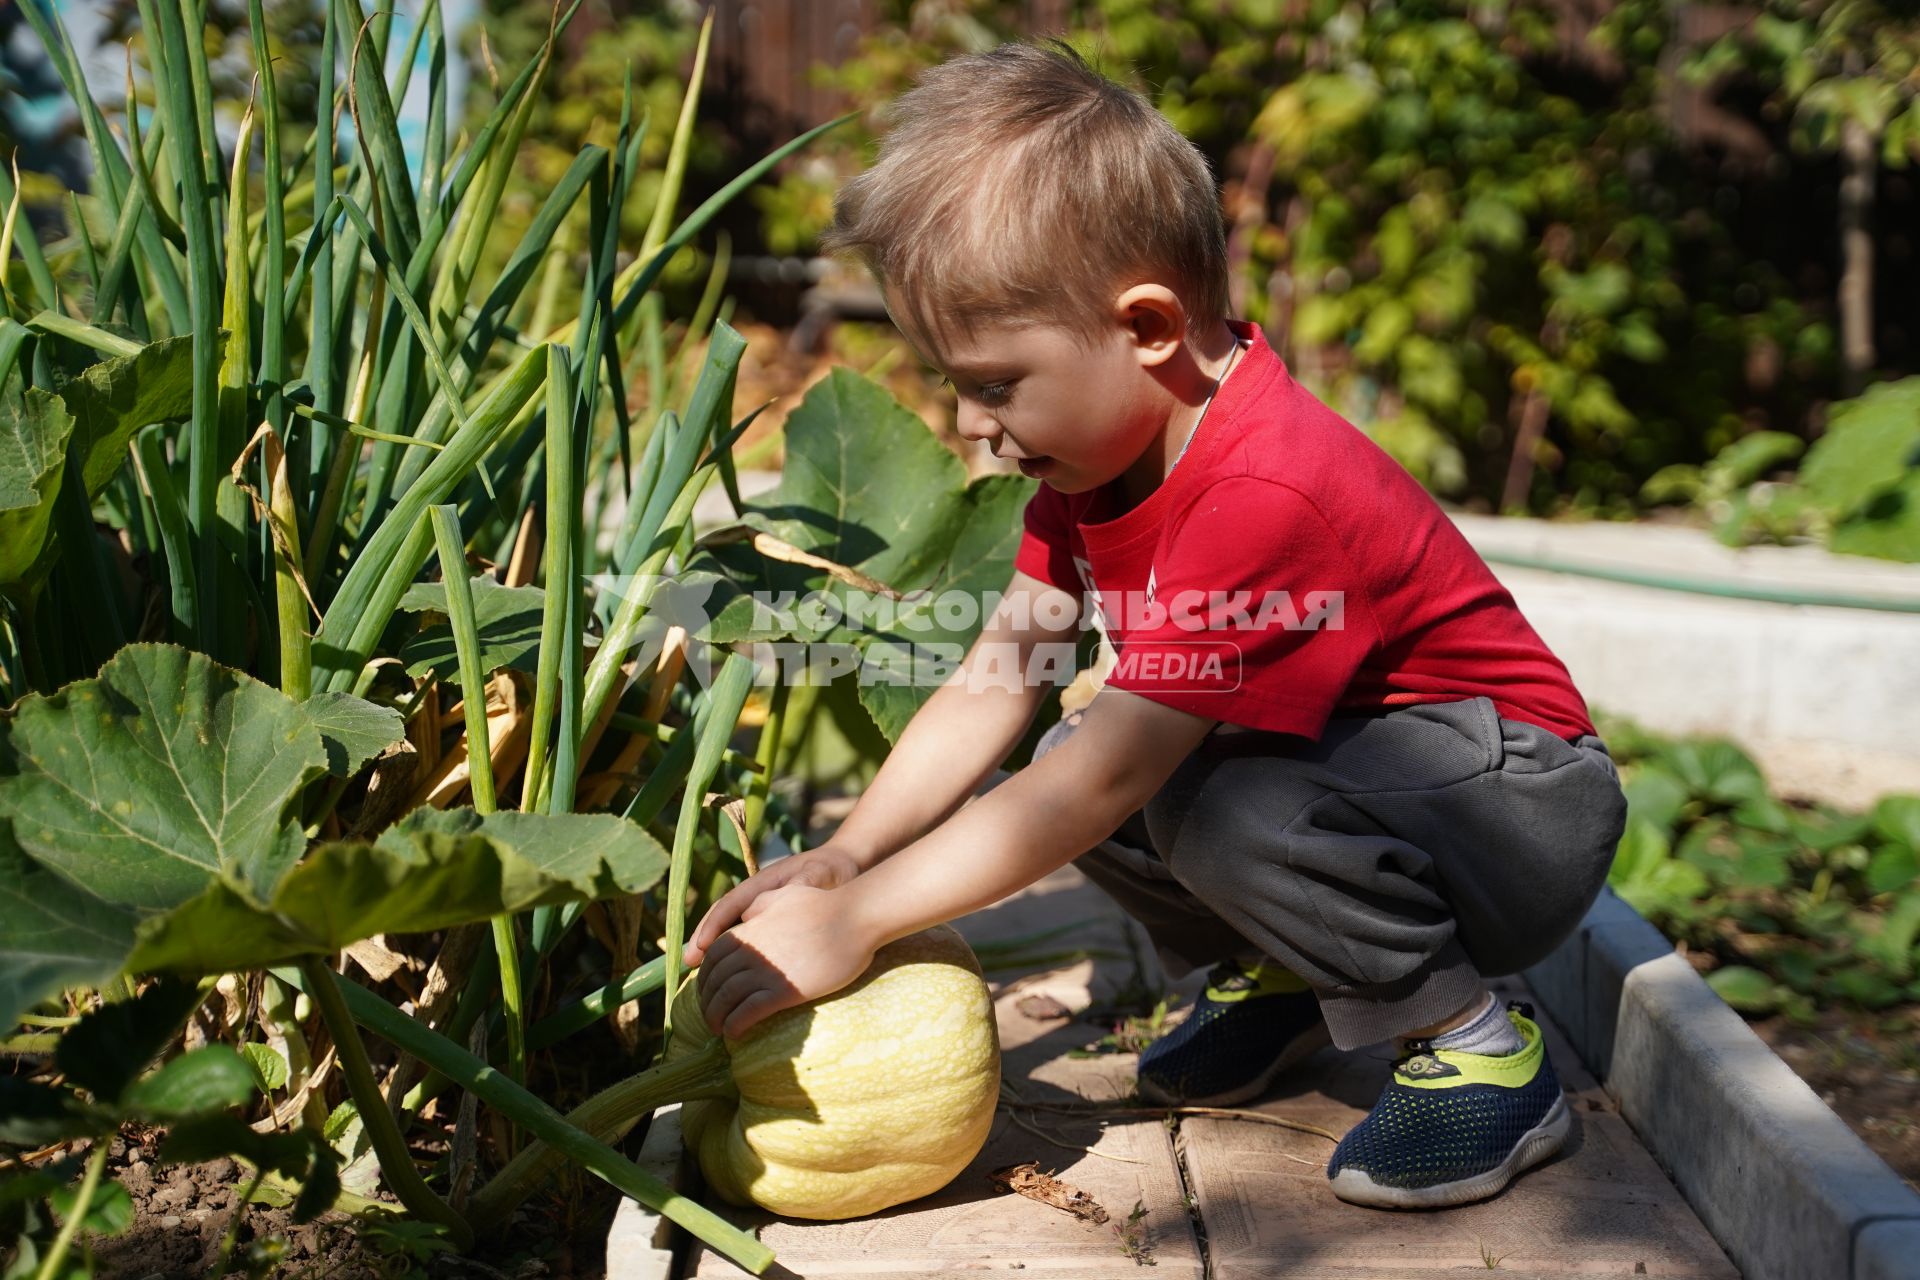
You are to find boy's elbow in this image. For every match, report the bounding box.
[1075,691,1218,813]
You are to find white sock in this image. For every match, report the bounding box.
[1424,992,1522,1057]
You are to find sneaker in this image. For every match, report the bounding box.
[1326,1001,1570,1209]
[1135,956,1331,1107]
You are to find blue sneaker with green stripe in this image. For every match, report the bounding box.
[1327,1001,1570,1209]
[1134,955,1331,1107]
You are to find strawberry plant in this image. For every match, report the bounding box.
[1601,712,1920,1020]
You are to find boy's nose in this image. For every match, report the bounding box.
[954,399,1000,446]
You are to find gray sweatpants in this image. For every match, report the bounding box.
[1032,696,1628,1050]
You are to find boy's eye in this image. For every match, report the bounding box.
[940,376,1016,408]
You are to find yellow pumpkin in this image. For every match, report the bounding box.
[663,923,1002,1220]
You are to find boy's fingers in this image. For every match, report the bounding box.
[692,889,748,949]
[722,989,786,1041]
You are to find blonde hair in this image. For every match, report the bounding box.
[820,40,1229,356]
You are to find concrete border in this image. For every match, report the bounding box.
[1524,888,1920,1280]
[603,1104,689,1280]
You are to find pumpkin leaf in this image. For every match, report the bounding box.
[296,692,406,778]
[691,369,978,644]
[0,644,671,1019]
[858,475,1031,742]
[1829,473,1920,563]
[0,643,325,911]
[0,371,75,587]
[0,823,140,1031]
[127,808,670,975]
[397,576,547,686]
[59,336,203,500]
[687,370,1026,741]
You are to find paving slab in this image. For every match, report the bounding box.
[680,866,1204,1278]
[1179,977,1739,1279]
[672,867,1741,1279]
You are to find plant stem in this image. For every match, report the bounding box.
[490,914,527,1088]
[429,503,525,1091]
[1,1034,61,1056]
[741,678,789,858]
[527,956,664,1051]
[273,965,771,1274]
[33,1140,107,1280]
[214,1166,267,1275]
[467,1035,735,1222]
[297,956,473,1249]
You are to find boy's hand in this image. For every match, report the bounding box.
[692,883,877,1039]
[682,845,865,969]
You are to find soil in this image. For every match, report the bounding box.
[54,1125,618,1279]
[1750,1007,1920,1192]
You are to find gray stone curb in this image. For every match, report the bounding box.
[1525,888,1920,1280]
[602,1104,689,1280]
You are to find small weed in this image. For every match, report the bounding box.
[1479,1239,1505,1269]
[359,1217,459,1280]
[1112,1199,1156,1266]
[1072,996,1180,1057]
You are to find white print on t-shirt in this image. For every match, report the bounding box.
[1072,554,1106,630]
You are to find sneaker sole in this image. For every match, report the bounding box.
[1134,1020,1335,1108]
[1327,1093,1571,1210]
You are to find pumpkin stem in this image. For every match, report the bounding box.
[468,1035,735,1220]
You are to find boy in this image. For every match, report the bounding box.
[682,40,1628,1209]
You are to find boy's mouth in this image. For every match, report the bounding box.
[1017,456,1054,478]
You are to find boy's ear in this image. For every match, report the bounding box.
[1113,283,1186,369]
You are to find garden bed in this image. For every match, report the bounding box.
[1751,1008,1920,1191]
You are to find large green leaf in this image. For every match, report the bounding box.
[0,644,672,1025]
[61,336,201,500]
[0,826,139,1035]
[690,369,982,644]
[1872,795,1920,849]
[1801,377,1920,517]
[0,377,75,586]
[858,473,1030,741]
[0,644,324,909]
[397,576,547,686]
[129,809,670,975]
[685,368,1031,741]
[1828,474,1920,563]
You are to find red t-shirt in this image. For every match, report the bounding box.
[1013,319,1597,743]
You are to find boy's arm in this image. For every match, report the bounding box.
[683,568,1084,971]
[839,688,1218,946]
[827,568,1085,871]
[692,687,1218,1036]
